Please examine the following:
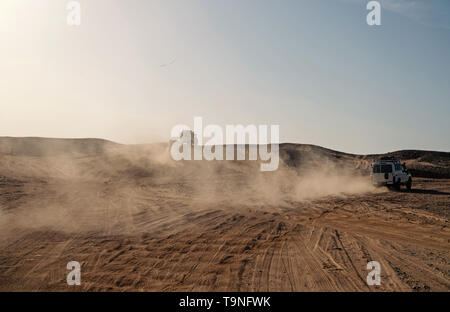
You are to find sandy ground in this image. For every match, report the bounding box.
[0,145,449,292]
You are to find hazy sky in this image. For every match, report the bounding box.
[1,0,449,154]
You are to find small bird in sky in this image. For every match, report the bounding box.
[160,59,176,67]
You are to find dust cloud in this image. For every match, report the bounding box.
[0,141,378,235]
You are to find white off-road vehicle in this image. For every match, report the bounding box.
[371,157,412,190]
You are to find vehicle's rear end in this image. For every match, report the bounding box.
[372,162,394,186]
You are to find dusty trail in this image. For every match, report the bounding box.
[0,145,449,292]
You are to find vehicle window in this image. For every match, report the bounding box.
[373,165,380,173]
[395,164,402,171]
[380,164,392,173]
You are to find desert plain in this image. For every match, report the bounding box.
[0,137,448,291]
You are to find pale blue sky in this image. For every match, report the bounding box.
[0,0,449,154]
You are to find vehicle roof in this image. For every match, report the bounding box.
[372,159,401,165]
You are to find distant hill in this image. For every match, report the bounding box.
[278,144,450,179]
[0,137,118,157]
[0,137,449,178]
[367,150,450,179]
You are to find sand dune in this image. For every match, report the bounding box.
[0,137,448,291]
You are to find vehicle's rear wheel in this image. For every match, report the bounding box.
[406,178,412,191]
[393,178,401,191]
